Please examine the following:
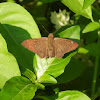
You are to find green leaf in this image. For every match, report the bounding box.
[37,91,91,100]
[22,69,36,83]
[7,0,15,3]
[83,0,96,10]
[33,25,80,83]
[0,2,41,70]
[78,43,99,56]
[56,91,91,100]
[38,74,57,84]
[34,55,58,84]
[61,0,93,20]
[82,22,100,33]
[0,76,37,100]
[0,34,20,89]
[58,25,80,41]
[35,83,45,90]
[56,58,86,84]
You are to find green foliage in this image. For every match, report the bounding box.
[82,22,100,33]
[35,82,45,90]
[22,69,36,83]
[0,2,41,70]
[56,91,91,100]
[61,0,93,20]
[0,34,20,89]
[59,25,80,41]
[0,0,100,100]
[56,58,86,84]
[7,0,15,2]
[0,76,37,100]
[36,91,91,100]
[83,0,96,10]
[78,43,99,56]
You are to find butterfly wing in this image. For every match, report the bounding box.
[21,37,48,58]
[54,38,78,59]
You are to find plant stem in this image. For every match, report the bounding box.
[91,31,100,98]
[91,56,99,97]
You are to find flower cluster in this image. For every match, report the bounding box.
[50,9,74,30]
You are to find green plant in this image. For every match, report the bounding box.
[0,0,100,100]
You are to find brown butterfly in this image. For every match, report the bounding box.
[21,33,78,59]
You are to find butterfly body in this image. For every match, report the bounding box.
[22,33,78,59]
[48,33,55,57]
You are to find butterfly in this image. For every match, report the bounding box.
[21,33,78,59]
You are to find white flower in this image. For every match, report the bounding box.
[50,9,71,30]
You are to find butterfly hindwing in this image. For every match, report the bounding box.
[21,37,48,58]
[54,38,78,59]
[22,34,79,59]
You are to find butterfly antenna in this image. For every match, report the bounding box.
[42,25,49,34]
[53,27,61,34]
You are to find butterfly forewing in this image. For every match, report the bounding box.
[54,38,78,59]
[21,37,48,58]
[22,34,79,59]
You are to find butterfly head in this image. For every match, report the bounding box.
[48,33,54,38]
